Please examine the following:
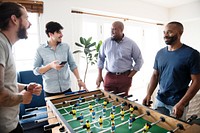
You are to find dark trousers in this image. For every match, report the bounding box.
[104,72,132,97]
[44,88,72,97]
[10,123,23,133]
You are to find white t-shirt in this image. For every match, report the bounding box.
[0,32,19,133]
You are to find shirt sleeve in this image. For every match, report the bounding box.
[33,49,43,75]
[97,42,106,69]
[131,42,144,71]
[67,46,77,71]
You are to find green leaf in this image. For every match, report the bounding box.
[86,37,92,44]
[73,50,83,54]
[87,42,96,48]
[80,37,86,44]
[75,42,84,47]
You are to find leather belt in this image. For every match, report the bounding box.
[109,70,131,75]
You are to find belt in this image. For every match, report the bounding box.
[109,70,131,75]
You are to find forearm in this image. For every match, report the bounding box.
[38,63,52,74]
[147,74,159,97]
[98,68,103,77]
[0,88,23,107]
[72,68,81,80]
[177,76,200,106]
[128,69,137,77]
[18,83,27,92]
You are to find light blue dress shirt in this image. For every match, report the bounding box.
[33,42,77,93]
[97,36,143,73]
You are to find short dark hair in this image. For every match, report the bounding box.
[45,21,63,37]
[168,21,184,35]
[0,2,24,30]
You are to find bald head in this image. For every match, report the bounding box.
[112,21,124,31]
[111,21,124,42]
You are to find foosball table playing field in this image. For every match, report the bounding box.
[23,89,200,133]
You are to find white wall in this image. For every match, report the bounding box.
[169,0,200,51]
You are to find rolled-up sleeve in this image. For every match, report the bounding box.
[33,49,43,75]
[97,43,105,69]
[132,43,144,71]
[67,47,77,71]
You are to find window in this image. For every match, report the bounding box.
[77,15,163,103]
[13,13,39,71]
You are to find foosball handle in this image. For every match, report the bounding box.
[22,114,36,119]
[124,94,133,99]
[44,122,61,131]
[144,101,153,107]
[186,114,198,123]
[25,107,39,112]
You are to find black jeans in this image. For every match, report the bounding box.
[10,123,23,133]
[44,88,72,97]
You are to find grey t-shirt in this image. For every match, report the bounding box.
[0,32,19,133]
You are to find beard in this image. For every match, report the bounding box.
[164,34,178,45]
[17,23,28,39]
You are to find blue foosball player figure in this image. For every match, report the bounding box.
[91,109,96,120]
[111,122,116,133]
[77,113,84,125]
[112,105,116,114]
[102,108,106,117]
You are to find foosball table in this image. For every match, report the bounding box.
[25,89,200,133]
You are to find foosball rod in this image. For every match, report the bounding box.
[62,92,129,116]
[99,110,150,133]
[68,94,136,123]
[73,107,131,131]
[54,92,104,106]
[167,123,184,133]
[35,116,56,123]
[25,106,46,112]
[58,92,114,111]
[67,96,132,123]
[98,111,132,133]
[134,116,165,133]
[22,110,52,119]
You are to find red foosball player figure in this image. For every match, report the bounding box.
[89,103,93,113]
[69,107,76,119]
[77,113,84,125]
[142,123,151,133]
[110,112,115,124]
[111,122,116,133]
[83,120,91,133]
[120,108,125,121]
[98,116,103,128]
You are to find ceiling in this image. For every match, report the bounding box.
[141,0,199,8]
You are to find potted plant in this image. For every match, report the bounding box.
[73,37,102,83]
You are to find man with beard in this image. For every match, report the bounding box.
[142,21,200,120]
[0,2,42,133]
[96,21,143,96]
[33,21,87,97]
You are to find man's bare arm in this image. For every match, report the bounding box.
[0,65,23,107]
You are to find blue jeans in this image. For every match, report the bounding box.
[153,98,188,121]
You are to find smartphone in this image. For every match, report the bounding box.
[59,61,67,65]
